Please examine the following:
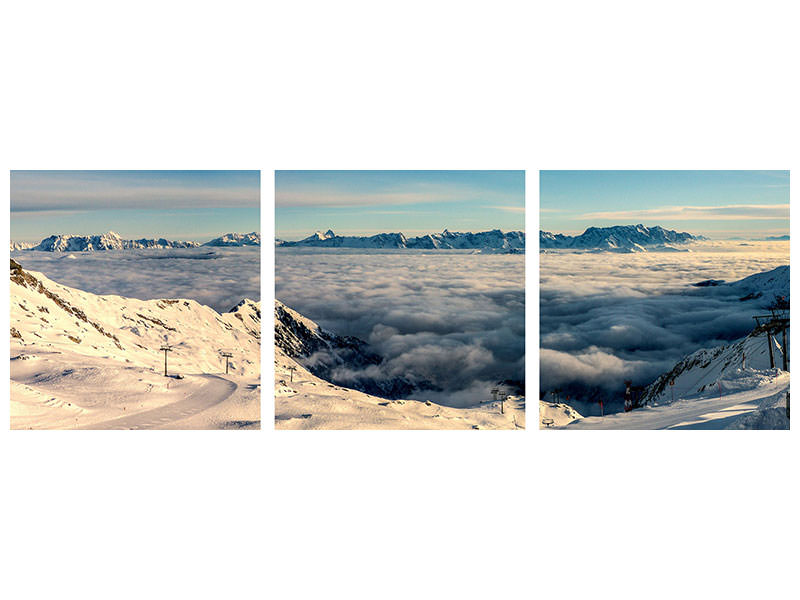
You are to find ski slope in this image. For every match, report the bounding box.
[539,401,583,428]
[275,345,525,430]
[78,374,237,430]
[560,370,789,429]
[10,260,261,429]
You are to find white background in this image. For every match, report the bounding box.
[1,1,798,599]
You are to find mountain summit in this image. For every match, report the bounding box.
[203,232,261,247]
[540,224,701,252]
[14,232,200,252]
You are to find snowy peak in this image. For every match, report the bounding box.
[10,241,35,251]
[278,228,525,251]
[540,224,701,252]
[203,232,261,247]
[227,299,262,339]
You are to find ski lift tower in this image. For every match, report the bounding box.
[159,343,173,377]
[753,301,790,371]
[219,350,234,374]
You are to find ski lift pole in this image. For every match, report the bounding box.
[159,344,173,377]
[782,327,788,372]
[220,351,233,374]
[767,330,775,369]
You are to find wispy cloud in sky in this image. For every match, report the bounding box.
[540,170,789,239]
[488,205,526,213]
[582,203,789,221]
[10,171,260,241]
[11,170,259,212]
[276,170,525,240]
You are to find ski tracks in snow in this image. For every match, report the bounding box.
[80,374,238,430]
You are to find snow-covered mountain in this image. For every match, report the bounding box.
[726,265,789,302]
[16,231,201,252]
[556,265,790,429]
[204,232,261,246]
[10,259,260,429]
[277,228,525,250]
[539,224,701,252]
[275,300,525,430]
[10,241,36,251]
[690,265,789,306]
[275,300,421,398]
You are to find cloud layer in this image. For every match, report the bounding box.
[540,241,789,413]
[12,247,260,313]
[276,248,525,407]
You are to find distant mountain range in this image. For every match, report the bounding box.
[204,232,261,246]
[540,224,703,252]
[276,229,525,251]
[10,231,261,251]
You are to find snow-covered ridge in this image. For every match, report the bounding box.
[540,224,702,252]
[10,241,35,251]
[15,231,200,252]
[203,232,261,247]
[277,228,525,251]
[11,231,262,251]
[690,265,789,304]
[10,259,260,377]
[11,259,261,429]
[275,300,420,398]
[646,264,789,407]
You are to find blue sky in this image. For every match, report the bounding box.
[540,170,789,239]
[10,170,260,242]
[275,170,525,240]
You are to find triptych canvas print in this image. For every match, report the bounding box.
[8,170,790,430]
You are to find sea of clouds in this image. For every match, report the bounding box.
[540,241,790,414]
[275,248,525,407]
[11,247,260,313]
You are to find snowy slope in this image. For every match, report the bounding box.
[539,224,700,252]
[203,232,261,246]
[539,401,582,428]
[277,228,525,250]
[726,265,789,301]
[551,263,790,430]
[274,301,525,429]
[557,324,789,429]
[560,371,788,430]
[10,259,260,429]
